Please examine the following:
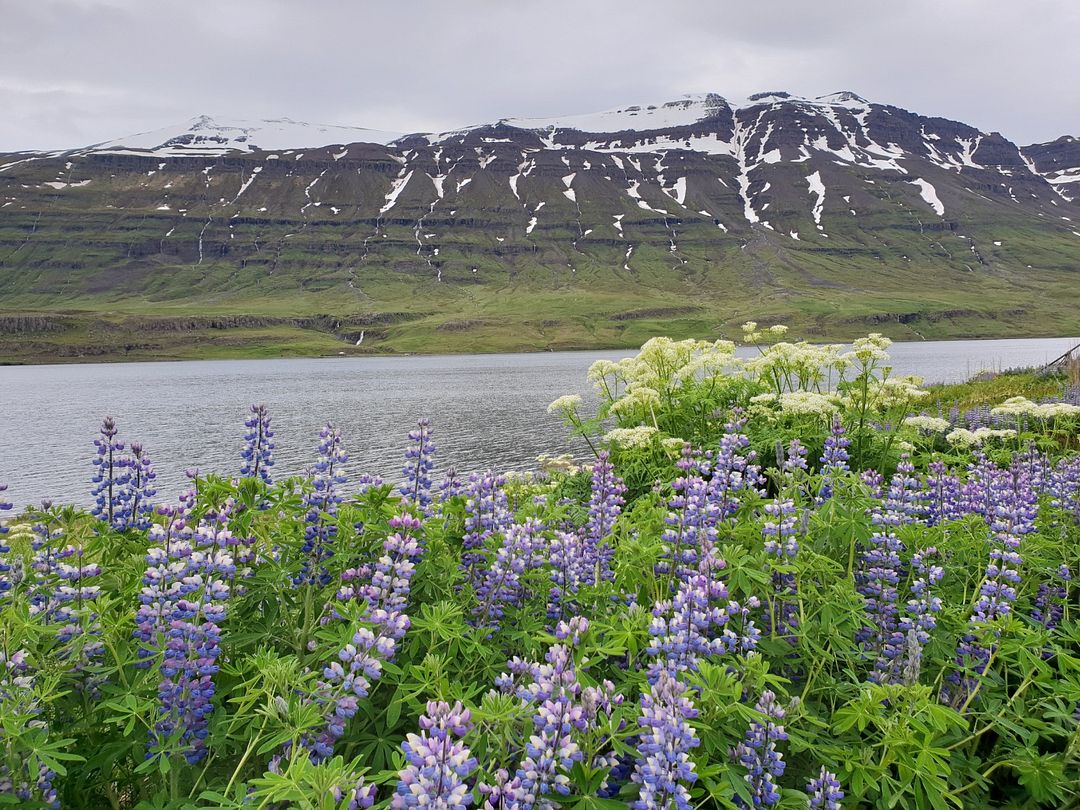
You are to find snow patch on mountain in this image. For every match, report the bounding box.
[910,178,945,216]
[806,171,825,226]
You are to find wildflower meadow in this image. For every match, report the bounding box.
[2,328,1079,809]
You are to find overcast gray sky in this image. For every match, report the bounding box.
[1,0,1076,152]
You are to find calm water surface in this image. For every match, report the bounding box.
[1,336,1077,509]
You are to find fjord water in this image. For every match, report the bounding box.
[1,336,1077,509]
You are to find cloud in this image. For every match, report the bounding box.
[0,0,1076,151]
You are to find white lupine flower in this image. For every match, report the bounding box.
[904,415,951,433]
[547,394,583,415]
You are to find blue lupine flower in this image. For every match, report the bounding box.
[461,471,510,590]
[439,466,464,503]
[302,512,424,762]
[400,418,436,515]
[240,403,275,484]
[631,668,700,810]
[299,423,348,586]
[898,547,944,684]
[818,415,850,502]
[149,511,234,764]
[659,447,717,585]
[516,649,585,808]
[582,451,625,584]
[547,529,585,622]
[475,519,546,632]
[1032,565,1071,630]
[945,462,1037,709]
[0,650,60,808]
[392,700,478,809]
[762,495,799,643]
[732,690,787,808]
[807,766,844,809]
[134,503,195,668]
[0,485,12,604]
[858,457,926,683]
[123,441,157,530]
[91,417,130,529]
[647,573,759,683]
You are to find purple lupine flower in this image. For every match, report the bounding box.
[857,459,927,683]
[630,668,700,810]
[150,512,234,764]
[945,465,1037,709]
[658,448,718,585]
[299,423,348,586]
[461,471,511,590]
[343,779,378,810]
[818,415,850,502]
[885,454,926,523]
[959,454,999,521]
[391,700,478,809]
[439,467,464,503]
[578,674,627,796]
[925,461,962,527]
[479,769,528,810]
[546,530,585,622]
[50,541,105,690]
[513,641,586,808]
[25,499,104,690]
[91,417,129,529]
[707,413,762,531]
[783,439,808,476]
[27,501,64,616]
[646,573,759,683]
[123,441,157,530]
[897,547,944,685]
[134,504,195,668]
[860,469,884,499]
[0,650,60,808]
[581,452,626,584]
[475,519,546,632]
[807,767,844,809]
[0,485,12,604]
[971,467,1036,625]
[1014,444,1051,493]
[240,404,275,484]
[1032,565,1072,631]
[400,418,436,515]
[762,496,799,642]
[732,691,787,808]
[302,513,424,762]
[1049,456,1080,526]
[335,513,424,639]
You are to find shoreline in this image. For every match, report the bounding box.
[2,332,1079,369]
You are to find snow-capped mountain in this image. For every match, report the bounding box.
[1,90,1078,359]
[87,114,404,156]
